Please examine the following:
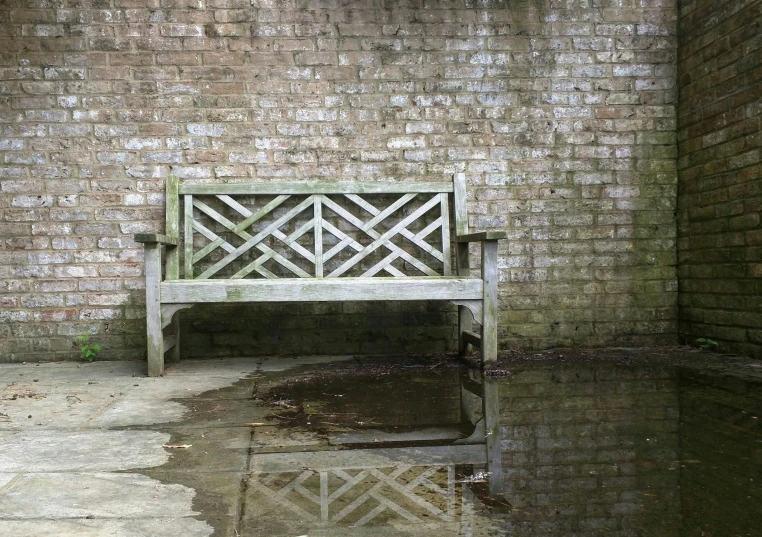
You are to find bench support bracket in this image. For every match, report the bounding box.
[161,303,194,329]
[450,300,483,327]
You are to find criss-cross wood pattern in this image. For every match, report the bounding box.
[182,187,453,280]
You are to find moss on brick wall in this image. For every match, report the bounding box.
[677,0,762,359]
[0,0,678,361]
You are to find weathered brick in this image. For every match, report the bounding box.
[0,0,685,360]
[677,0,761,359]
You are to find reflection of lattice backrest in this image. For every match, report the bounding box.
[249,464,466,527]
[178,181,459,280]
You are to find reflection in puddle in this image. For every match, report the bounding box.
[246,363,500,535]
[148,354,762,536]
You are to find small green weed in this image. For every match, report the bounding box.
[76,335,102,361]
[696,337,719,351]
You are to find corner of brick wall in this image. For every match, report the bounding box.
[0,0,678,361]
[677,0,762,359]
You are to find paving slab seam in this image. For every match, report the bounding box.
[232,368,263,535]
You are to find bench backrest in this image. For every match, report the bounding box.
[164,174,468,280]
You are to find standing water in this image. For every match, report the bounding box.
[139,351,762,536]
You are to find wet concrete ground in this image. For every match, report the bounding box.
[2,349,762,536]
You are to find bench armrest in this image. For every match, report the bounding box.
[134,233,178,246]
[456,231,508,243]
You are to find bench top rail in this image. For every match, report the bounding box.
[171,176,467,281]
[179,181,454,196]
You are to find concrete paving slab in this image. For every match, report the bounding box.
[0,472,15,489]
[258,355,358,371]
[3,361,146,383]
[164,358,261,377]
[251,426,327,450]
[0,472,201,519]
[0,389,127,430]
[0,430,170,472]
[147,398,270,429]
[88,375,256,428]
[2,377,140,396]
[149,427,251,472]
[142,470,245,519]
[0,366,25,381]
[88,396,193,428]
[0,518,214,537]
[126,374,255,400]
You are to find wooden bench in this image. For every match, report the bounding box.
[135,173,506,376]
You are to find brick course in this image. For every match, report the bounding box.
[0,0,678,361]
[677,0,762,358]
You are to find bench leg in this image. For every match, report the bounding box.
[481,240,499,364]
[458,306,473,357]
[456,242,473,356]
[144,243,164,377]
[167,313,181,363]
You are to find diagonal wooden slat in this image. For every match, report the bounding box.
[415,217,445,243]
[321,219,406,278]
[345,193,445,262]
[248,479,317,521]
[328,469,368,501]
[327,195,443,278]
[321,193,417,260]
[192,198,308,278]
[197,195,317,279]
[217,194,317,264]
[193,212,302,279]
[191,195,289,264]
[361,251,402,277]
[354,502,393,526]
[320,196,438,276]
[231,218,315,279]
[192,220,235,254]
[367,468,450,519]
[320,219,364,256]
[331,466,411,523]
[251,264,279,279]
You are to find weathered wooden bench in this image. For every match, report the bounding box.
[135,173,506,376]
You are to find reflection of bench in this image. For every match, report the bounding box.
[247,445,486,529]
[135,173,506,376]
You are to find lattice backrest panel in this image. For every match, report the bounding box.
[178,183,455,280]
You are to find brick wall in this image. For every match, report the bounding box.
[677,0,762,358]
[679,368,762,535]
[0,0,678,362]
[495,363,681,536]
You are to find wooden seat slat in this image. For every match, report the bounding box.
[160,278,483,303]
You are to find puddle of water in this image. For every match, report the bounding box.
[139,353,762,537]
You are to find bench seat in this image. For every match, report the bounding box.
[160,277,483,303]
